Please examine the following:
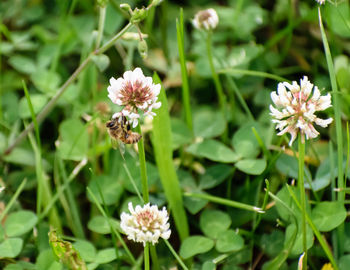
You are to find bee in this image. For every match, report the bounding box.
[106,116,142,144]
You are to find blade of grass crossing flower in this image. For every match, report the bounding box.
[286,185,339,270]
[151,73,189,241]
[184,192,263,213]
[86,187,136,265]
[0,179,27,222]
[176,8,193,133]
[264,190,298,270]
[318,7,345,256]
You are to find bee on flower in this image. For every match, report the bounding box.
[107,67,161,129]
[270,76,333,146]
[120,202,171,246]
[193,8,219,31]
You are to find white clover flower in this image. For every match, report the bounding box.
[107,68,161,128]
[193,8,219,31]
[270,76,333,146]
[120,202,171,246]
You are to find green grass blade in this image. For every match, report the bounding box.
[184,192,263,213]
[318,7,345,256]
[219,68,289,82]
[151,73,189,241]
[176,8,193,133]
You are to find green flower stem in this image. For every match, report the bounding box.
[184,192,263,213]
[206,31,226,115]
[164,240,189,270]
[135,124,149,203]
[318,7,345,255]
[4,22,134,156]
[298,134,307,268]
[150,245,160,270]
[144,243,150,270]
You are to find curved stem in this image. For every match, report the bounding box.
[95,5,106,50]
[298,134,307,268]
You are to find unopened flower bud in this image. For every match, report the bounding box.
[138,39,148,59]
[193,8,219,31]
[131,7,147,23]
[120,3,132,13]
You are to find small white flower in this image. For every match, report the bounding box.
[120,202,171,246]
[107,68,161,127]
[316,0,325,5]
[193,8,219,31]
[270,76,333,146]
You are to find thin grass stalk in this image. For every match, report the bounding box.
[164,240,189,270]
[206,31,226,114]
[318,7,345,255]
[286,185,339,270]
[135,124,149,204]
[298,135,307,268]
[95,5,106,50]
[176,8,193,133]
[86,187,137,265]
[0,179,27,222]
[57,158,85,238]
[151,73,189,241]
[219,68,288,82]
[184,192,263,213]
[4,22,134,155]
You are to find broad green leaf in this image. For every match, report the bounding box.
[56,119,88,161]
[200,209,231,239]
[91,54,110,72]
[0,238,23,258]
[5,210,38,237]
[202,261,216,270]
[87,216,119,235]
[260,230,285,257]
[36,249,62,270]
[4,264,23,270]
[171,118,193,150]
[31,70,61,95]
[87,175,123,206]
[216,230,244,253]
[232,123,260,159]
[275,154,312,183]
[311,201,347,232]
[8,55,37,74]
[325,1,350,38]
[179,236,214,259]
[193,109,226,139]
[199,164,234,189]
[235,158,266,175]
[94,248,116,264]
[19,94,48,119]
[186,139,239,163]
[73,241,96,263]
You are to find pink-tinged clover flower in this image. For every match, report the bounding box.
[193,8,219,31]
[120,202,171,246]
[270,76,333,146]
[107,68,161,128]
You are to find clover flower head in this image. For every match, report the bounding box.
[120,202,171,246]
[193,8,219,31]
[107,68,161,128]
[270,76,333,146]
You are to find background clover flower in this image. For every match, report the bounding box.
[193,8,219,31]
[107,67,161,128]
[120,202,171,246]
[270,76,333,146]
